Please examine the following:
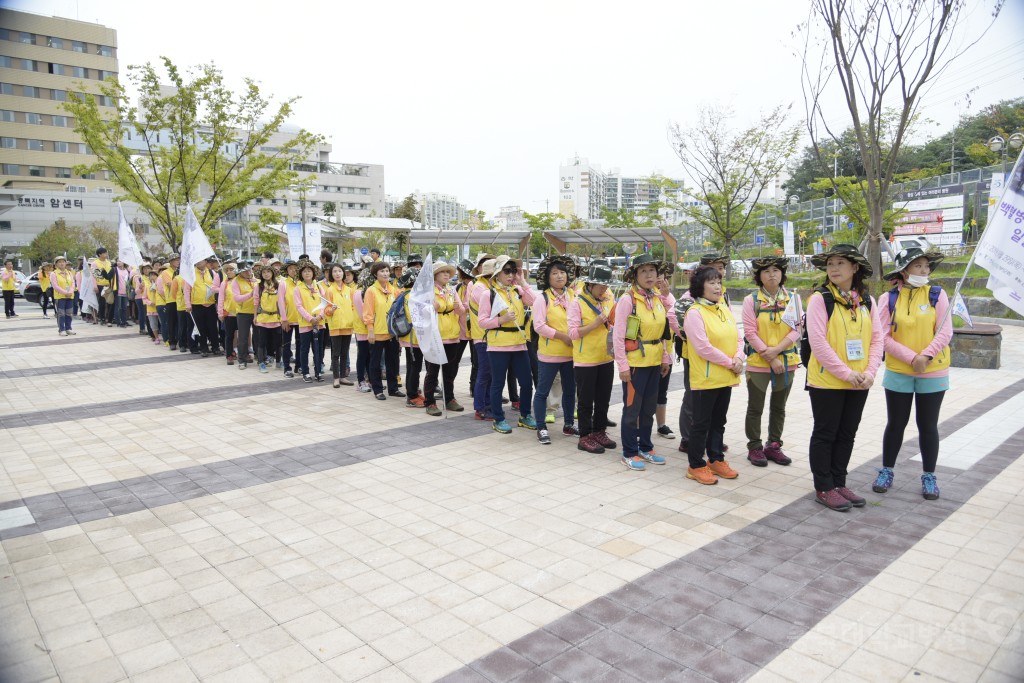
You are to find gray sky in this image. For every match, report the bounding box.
[8,0,1024,216]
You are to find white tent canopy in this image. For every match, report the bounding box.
[316,217,424,233]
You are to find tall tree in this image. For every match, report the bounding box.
[665,105,800,276]
[800,0,1003,277]
[246,208,286,256]
[523,212,559,259]
[64,58,322,252]
[22,219,92,264]
[388,194,419,220]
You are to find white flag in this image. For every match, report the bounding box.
[79,256,98,314]
[950,292,974,328]
[976,149,1024,316]
[180,206,215,288]
[409,252,447,366]
[781,291,803,331]
[116,203,144,268]
[489,288,509,320]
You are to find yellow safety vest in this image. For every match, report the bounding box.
[282,277,300,324]
[539,289,574,359]
[625,287,667,368]
[365,281,396,337]
[487,285,528,348]
[885,286,949,375]
[174,274,186,308]
[255,286,281,325]
[352,289,368,335]
[234,278,255,315]
[53,270,75,300]
[807,285,874,390]
[296,281,324,324]
[190,269,215,305]
[468,278,489,341]
[94,259,111,286]
[745,289,799,371]
[325,282,354,332]
[436,286,460,341]
[574,292,613,364]
[688,301,740,390]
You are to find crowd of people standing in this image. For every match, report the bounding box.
[17,242,952,508]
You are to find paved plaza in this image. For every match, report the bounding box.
[0,309,1022,683]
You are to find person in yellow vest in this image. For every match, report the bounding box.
[324,263,355,387]
[362,261,404,399]
[92,247,114,325]
[138,264,161,345]
[352,264,372,392]
[653,262,678,440]
[568,262,618,454]
[292,259,327,383]
[742,257,799,468]
[171,266,192,351]
[612,254,672,470]
[806,244,883,512]
[468,254,497,419]
[218,259,239,364]
[38,261,53,318]
[681,266,745,485]
[875,248,951,501]
[231,262,257,369]
[278,260,301,377]
[532,255,578,444]
[254,265,285,374]
[1,259,16,318]
[395,269,427,407]
[423,261,466,416]
[182,256,219,357]
[50,256,77,334]
[160,254,179,350]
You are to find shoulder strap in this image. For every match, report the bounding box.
[929,285,941,308]
[888,287,899,322]
[818,286,835,320]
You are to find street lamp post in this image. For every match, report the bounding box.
[988,133,1024,175]
[288,180,318,255]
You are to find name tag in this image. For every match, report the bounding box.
[845,338,865,361]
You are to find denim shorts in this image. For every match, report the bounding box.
[882,370,949,394]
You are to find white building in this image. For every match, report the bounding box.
[414,191,467,230]
[495,205,527,231]
[559,156,606,220]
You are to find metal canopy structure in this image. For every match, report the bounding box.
[543,227,678,263]
[316,217,424,233]
[408,229,532,258]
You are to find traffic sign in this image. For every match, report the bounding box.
[755,235,765,245]
[360,247,369,255]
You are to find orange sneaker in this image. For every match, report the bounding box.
[686,466,718,485]
[406,395,425,408]
[707,460,738,479]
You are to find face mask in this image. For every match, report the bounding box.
[906,274,929,288]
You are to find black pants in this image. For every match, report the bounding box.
[283,325,300,371]
[469,340,479,396]
[3,290,14,317]
[236,313,254,361]
[689,387,732,469]
[224,315,238,359]
[39,290,52,315]
[356,339,370,382]
[575,363,614,437]
[97,295,111,323]
[808,388,870,491]
[424,342,460,405]
[678,358,693,442]
[405,347,423,398]
[882,389,945,472]
[192,304,218,353]
[255,326,282,365]
[330,334,352,379]
[177,308,194,350]
[164,302,178,347]
[368,337,400,395]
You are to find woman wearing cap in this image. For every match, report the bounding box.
[278,261,301,377]
[806,244,883,512]
[292,259,327,383]
[50,256,76,335]
[681,266,744,485]
[875,249,951,501]
[613,254,672,470]
[352,266,372,392]
[218,260,239,364]
[423,261,466,416]
[324,263,356,387]
[397,269,426,407]
[568,263,618,454]
[138,264,160,344]
[38,262,54,318]
[469,255,497,419]
[478,255,537,433]
[742,257,800,468]
[254,265,285,373]
[363,261,404,399]
[532,255,579,444]
[232,262,257,369]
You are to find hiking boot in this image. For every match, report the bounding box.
[406,395,425,408]
[226,355,235,365]
[446,399,464,412]
[562,424,579,437]
[511,401,519,410]
[678,439,689,453]
[425,404,442,417]
[493,419,513,434]
[763,441,792,465]
[545,411,556,424]
[474,410,493,421]
[284,370,294,378]
[747,448,768,467]
[389,389,406,398]
[816,489,851,512]
[302,374,312,383]
[339,377,354,386]
[639,450,666,465]
[835,486,865,507]
[518,415,538,430]
[538,429,552,445]
[687,466,718,485]
[592,431,617,449]
[657,425,676,439]
[921,472,940,500]
[621,455,646,471]
[606,419,616,427]
[708,460,738,479]
[872,467,894,493]
[578,435,605,454]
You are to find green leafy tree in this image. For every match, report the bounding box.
[808,176,906,244]
[388,194,419,220]
[247,208,286,255]
[88,224,118,256]
[322,201,336,218]
[665,105,799,276]
[523,212,559,259]
[63,58,323,252]
[23,219,92,263]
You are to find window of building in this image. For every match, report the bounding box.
[49,63,64,75]
[0,137,14,148]
[27,139,43,151]
[19,33,34,45]
[53,141,69,153]
[98,45,113,57]
[255,198,263,205]
[28,166,43,177]
[98,95,113,107]
[79,172,95,180]
[48,37,63,49]
[0,110,13,122]
[0,30,8,41]
[51,89,66,101]
[270,199,278,205]
[78,143,90,154]
[0,221,10,231]
[0,56,10,68]
[2,164,19,175]
[310,201,318,207]
[55,167,71,178]
[98,70,115,80]
[71,66,86,78]
[0,83,12,95]
[21,59,35,71]
[71,41,85,53]
[25,113,42,124]
[23,85,37,98]
[52,115,68,127]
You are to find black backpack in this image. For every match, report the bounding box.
[799,287,872,367]
[386,291,412,337]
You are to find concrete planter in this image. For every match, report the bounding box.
[950,323,1002,369]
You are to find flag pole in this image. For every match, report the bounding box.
[937,230,988,332]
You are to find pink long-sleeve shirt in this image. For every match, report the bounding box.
[182,270,218,308]
[254,285,286,329]
[683,305,745,372]
[805,292,883,388]
[532,288,574,363]
[477,282,536,352]
[877,285,952,378]
[50,271,75,297]
[216,278,232,318]
[231,278,255,307]
[293,281,325,333]
[458,281,472,341]
[612,290,672,373]
[567,297,612,367]
[353,289,367,341]
[742,294,801,374]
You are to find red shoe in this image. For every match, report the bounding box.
[577,435,605,454]
[592,431,617,449]
[835,486,866,507]
[511,401,520,411]
[474,410,493,421]
[747,448,768,467]
[763,442,792,466]
[816,489,851,511]
[406,395,425,408]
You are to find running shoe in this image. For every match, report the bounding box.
[835,486,866,507]
[872,467,894,493]
[816,489,851,512]
[545,411,556,424]
[538,429,552,445]
[493,420,513,434]
[639,450,666,465]
[621,455,646,471]
[518,415,538,430]
[657,425,676,439]
[562,424,579,437]
[921,472,940,500]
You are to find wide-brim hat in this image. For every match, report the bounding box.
[581,263,619,287]
[810,243,873,278]
[656,261,675,278]
[54,256,68,264]
[397,270,417,289]
[699,252,728,267]
[473,253,496,274]
[883,247,943,281]
[295,258,321,279]
[406,253,423,266]
[490,255,522,278]
[623,254,668,283]
[456,259,475,277]
[536,255,577,290]
[749,256,789,274]
[478,259,498,278]
[432,261,457,277]
[168,253,180,260]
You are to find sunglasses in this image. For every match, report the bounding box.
[501,267,517,275]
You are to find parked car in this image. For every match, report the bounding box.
[18,271,39,297]
[22,281,42,305]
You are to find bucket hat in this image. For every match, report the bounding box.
[810,243,873,278]
[535,255,577,290]
[882,247,943,281]
[623,254,668,283]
